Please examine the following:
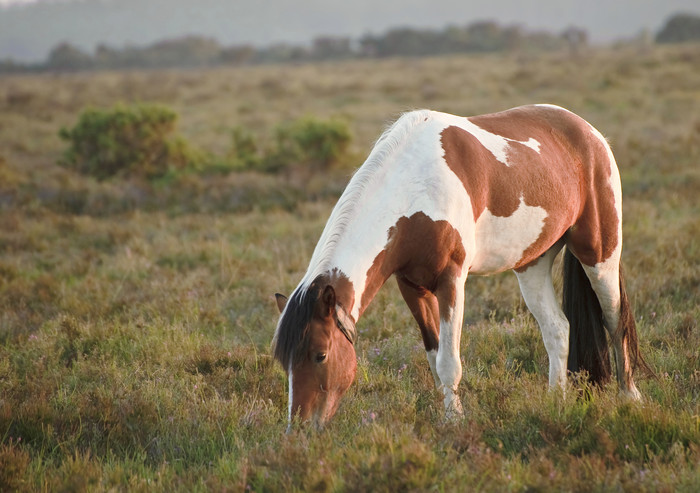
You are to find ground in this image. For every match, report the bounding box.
[0,43,699,491]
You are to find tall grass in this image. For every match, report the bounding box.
[1,44,699,490]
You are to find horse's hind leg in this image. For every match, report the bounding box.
[515,242,569,390]
[580,260,642,399]
[396,276,441,387]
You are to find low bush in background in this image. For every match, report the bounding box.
[59,104,200,180]
[227,116,352,174]
[226,125,263,171]
[59,106,353,183]
[264,116,352,173]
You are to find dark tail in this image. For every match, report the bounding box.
[562,248,612,385]
[617,265,654,379]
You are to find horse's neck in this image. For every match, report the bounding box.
[302,112,431,320]
[303,214,396,322]
[303,246,392,323]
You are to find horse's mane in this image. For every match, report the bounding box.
[300,109,432,286]
[272,276,324,371]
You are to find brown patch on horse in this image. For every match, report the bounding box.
[396,276,441,351]
[326,268,356,314]
[441,105,620,268]
[360,212,466,319]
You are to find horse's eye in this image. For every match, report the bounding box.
[315,352,327,363]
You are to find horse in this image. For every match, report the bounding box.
[272,104,649,429]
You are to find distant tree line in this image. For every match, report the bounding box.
[1,13,699,74]
[655,13,700,43]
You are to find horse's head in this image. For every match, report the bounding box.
[274,283,357,429]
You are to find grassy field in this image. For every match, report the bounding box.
[1,43,699,491]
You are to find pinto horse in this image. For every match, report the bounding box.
[272,104,648,429]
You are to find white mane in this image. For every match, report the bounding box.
[300,109,434,288]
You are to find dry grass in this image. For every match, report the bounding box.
[1,43,699,491]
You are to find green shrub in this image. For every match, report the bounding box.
[226,125,262,171]
[263,116,351,173]
[59,104,198,180]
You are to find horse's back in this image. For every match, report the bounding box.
[429,105,620,273]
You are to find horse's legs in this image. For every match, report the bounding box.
[395,276,441,387]
[580,261,641,399]
[397,269,466,417]
[433,272,467,418]
[515,242,569,390]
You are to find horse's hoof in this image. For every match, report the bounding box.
[444,395,464,420]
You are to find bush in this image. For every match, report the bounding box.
[656,13,700,43]
[59,104,198,180]
[226,126,262,171]
[263,116,351,173]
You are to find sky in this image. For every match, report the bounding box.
[0,0,39,5]
[1,0,698,62]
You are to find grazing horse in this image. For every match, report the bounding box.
[272,104,649,429]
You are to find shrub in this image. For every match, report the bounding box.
[263,116,351,173]
[59,104,197,180]
[656,13,700,43]
[227,125,262,171]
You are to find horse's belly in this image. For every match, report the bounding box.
[468,197,551,275]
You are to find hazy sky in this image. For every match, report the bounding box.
[1,0,698,61]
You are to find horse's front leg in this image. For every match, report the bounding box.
[395,276,441,388]
[434,273,467,418]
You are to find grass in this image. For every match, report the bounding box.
[1,43,699,491]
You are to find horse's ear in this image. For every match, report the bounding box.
[275,293,288,313]
[321,285,336,316]
[336,304,357,345]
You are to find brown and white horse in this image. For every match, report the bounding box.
[272,104,649,429]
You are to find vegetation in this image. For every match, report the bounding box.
[226,116,352,174]
[656,13,700,43]
[0,43,699,491]
[0,18,604,73]
[264,116,352,173]
[2,13,699,74]
[59,104,198,180]
[30,21,578,72]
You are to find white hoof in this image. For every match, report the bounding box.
[622,385,642,401]
[443,392,464,419]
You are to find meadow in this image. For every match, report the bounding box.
[1,43,699,491]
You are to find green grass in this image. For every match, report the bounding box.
[1,43,699,491]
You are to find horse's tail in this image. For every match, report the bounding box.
[562,248,612,384]
[615,264,654,379]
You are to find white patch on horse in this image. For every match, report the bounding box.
[515,244,569,390]
[460,117,541,166]
[470,196,548,274]
[436,311,465,417]
[534,103,571,111]
[519,137,541,153]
